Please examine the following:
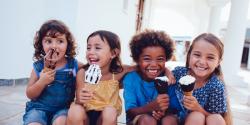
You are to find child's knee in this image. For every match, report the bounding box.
[162,115,178,125]
[185,111,205,125]
[103,106,117,115]
[188,111,205,119]
[68,103,87,121]
[206,114,226,125]
[101,106,118,121]
[137,114,157,125]
[52,116,66,125]
[27,123,43,125]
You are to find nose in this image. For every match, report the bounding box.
[150,60,158,66]
[198,57,206,65]
[50,41,57,49]
[87,48,96,55]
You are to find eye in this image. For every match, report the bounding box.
[95,47,101,50]
[207,56,215,60]
[142,57,151,62]
[58,40,64,43]
[157,57,166,62]
[87,46,91,50]
[193,53,200,57]
[44,40,52,44]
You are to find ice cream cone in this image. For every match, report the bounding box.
[43,48,58,73]
[85,64,102,84]
[154,76,169,94]
[43,67,52,73]
[179,75,195,96]
[184,91,193,96]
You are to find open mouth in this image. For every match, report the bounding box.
[194,65,208,71]
[146,69,160,76]
[88,58,100,64]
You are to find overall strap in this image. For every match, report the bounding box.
[67,58,75,69]
[33,60,44,73]
[66,58,78,77]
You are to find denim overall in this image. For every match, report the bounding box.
[23,58,76,125]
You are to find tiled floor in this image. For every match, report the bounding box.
[0,69,250,125]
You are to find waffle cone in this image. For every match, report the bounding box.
[184,91,193,96]
[43,67,52,73]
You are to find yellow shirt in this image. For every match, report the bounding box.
[84,74,122,115]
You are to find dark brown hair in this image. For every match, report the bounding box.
[84,30,123,74]
[33,20,76,60]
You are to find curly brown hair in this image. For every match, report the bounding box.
[130,29,174,62]
[33,20,77,60]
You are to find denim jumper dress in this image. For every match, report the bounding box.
[23,58,77,125]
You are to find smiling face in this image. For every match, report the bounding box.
[86,35,115,70]
[137,46,167,81]
[188,39,221,80]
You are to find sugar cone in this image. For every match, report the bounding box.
[184,91,193,96]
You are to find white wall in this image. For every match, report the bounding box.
[143,0,210,38]
[0,0,137,79]
[75,0,137,65]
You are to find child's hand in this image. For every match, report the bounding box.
[164,68,176,84]
[151,94,169,111]
[183,95,203,111]
[39,69,56,85]
[167,73,176,84]
[44,49,59,69]
[152,110,165,120]
[78,87,94,104]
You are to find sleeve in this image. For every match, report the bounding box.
[123,72,138,111]
[172,66,183,79]
[205,82,227,114]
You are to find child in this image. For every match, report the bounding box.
[23,20,80,125]
[170,33,232,125]
[123,30,178,125]
[67,30,175,125]
[67,30,131,125]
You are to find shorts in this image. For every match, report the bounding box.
[127,113,178,125]
[87,110,101,125]
[23,108,68,125]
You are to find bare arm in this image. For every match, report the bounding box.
[127,94,169,119]
[26,69,55,99]
[75,69,84,104]
[115,64,136,81]
[123,64,136,73]
[164,67,176,84]
[77,61,84,70]
[75,68,93,105]
[117,65,175,84]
